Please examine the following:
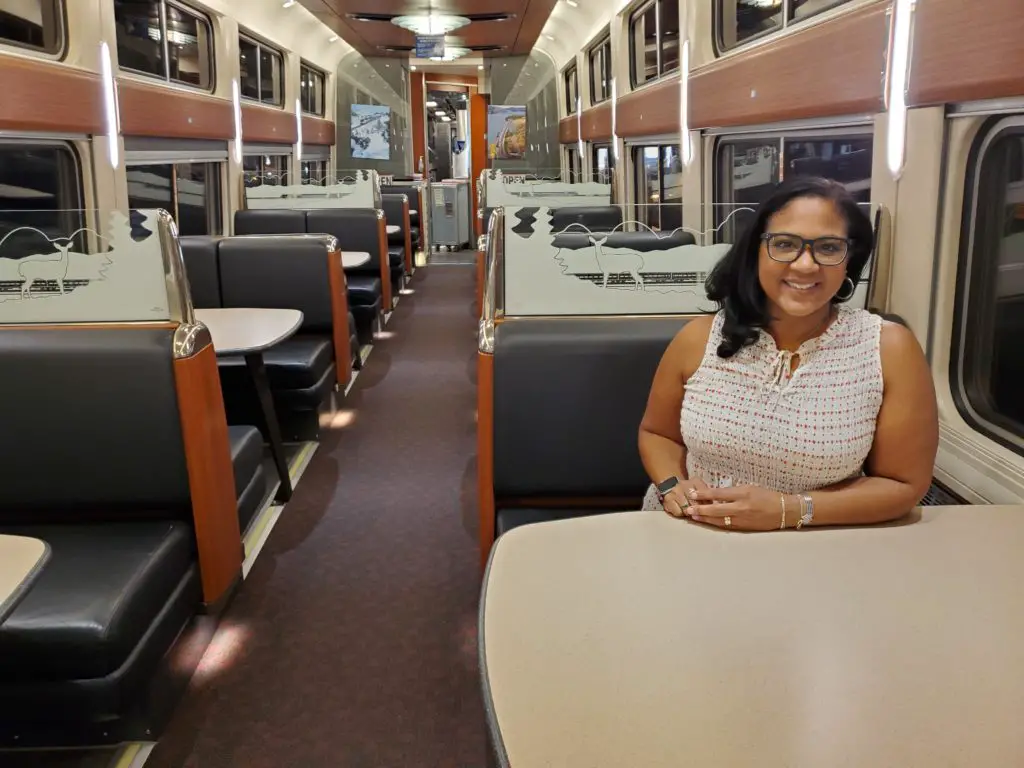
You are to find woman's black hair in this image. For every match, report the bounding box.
[705,175,875,358]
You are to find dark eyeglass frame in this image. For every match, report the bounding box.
[760,232,852,266]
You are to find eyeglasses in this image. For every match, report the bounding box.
[761,232,851,266]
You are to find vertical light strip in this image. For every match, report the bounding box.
[295,98,303,163]
[576,95,583,168]
[886,0,914,177]
[611,76,618,161]
[100,42,119,169]
[231,78,243,164]
[680,39,692,167]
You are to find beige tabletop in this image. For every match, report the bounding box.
[342,251,371,269]
[195,307,303,356]
[386,224,400,234]
[0,534,49,623]
[481,507,1024,767]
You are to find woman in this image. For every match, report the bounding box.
[638,177,938,530]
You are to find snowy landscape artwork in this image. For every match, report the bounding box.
[0,209,171,324]
[351,104,391,161]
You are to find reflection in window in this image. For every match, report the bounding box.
[955,125,1024,447]
[593,144,614,185]
[239,34,284,107]
[564,63,578,115]
[114,0,211,88]
[0,0,63,53]
[714,133,871,242]
[0,143,84,268]
[633,144,681,231]
[630,0,679,87]
[589,36,612,104]
[243,154,290,187]
[566,146,581,184]
[300,63,326,116]
[300,159,327,186]
[126,162,222,236]
[718,0,852,52]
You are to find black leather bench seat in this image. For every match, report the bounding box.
[218,337,334,390]
[0,521,197,683]
[346,276,383,307]
[388,248,404,268]
[228,425,263,499]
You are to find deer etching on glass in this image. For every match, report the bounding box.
[589,234,645,290]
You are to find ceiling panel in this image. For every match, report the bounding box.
[299,0,558,58]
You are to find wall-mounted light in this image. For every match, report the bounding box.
[886,0,915,178]
[576,95,583,162]
[478,64,484,70]
[99,41,119,169]
[231,78,243,164]
[611,76,618,161]
[680,39,692,167]
[295,98,303,162]
[329,35,339,42]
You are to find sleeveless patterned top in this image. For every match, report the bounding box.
[642,306,884,510]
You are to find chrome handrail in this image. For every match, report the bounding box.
[478,207,504,354]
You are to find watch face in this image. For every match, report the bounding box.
[657,476,679,494]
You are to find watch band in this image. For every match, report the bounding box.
[797,494,814,529]
[656,476,679,502]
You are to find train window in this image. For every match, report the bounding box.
[713,132,871,241]
[564,63,578,115]
[718,0,854,53]
[242,154,288,187]
[566,146,581,184]
[126,161,223,236]
[239,34,284,107]
[114,0,212,90]
[0,0,63,55]
[300,160,327,186]
[300,63,326,117]
[633,143,681,231]
[588,36,611,104]
[0,142,84,260]
[593,144,614,185]
[953,122,1024,450]
[630,0,679,87]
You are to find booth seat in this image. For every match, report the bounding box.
[0,327,245,747]
[548,205,623,233]
[488,317,685,537]
[234,209,389,342]
[389,184,422,250]
[382,192,413,277]
[180,235,353,442]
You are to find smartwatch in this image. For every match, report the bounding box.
[656,476,680,503]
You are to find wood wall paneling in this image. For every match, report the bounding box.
[173,344,242,605]
[477,351,496,572]
[558,116,579,145]
[240,102,298,144]
[326,249,353,387]
[302,115,336,146]
[470,91,489,227]
[118,79,234,140]
[411,71,426,174]
[689,0,888,129]
[908,0,1024,106]
[615,76,681,138]
[0,54,103,134]
[580,101,613,142]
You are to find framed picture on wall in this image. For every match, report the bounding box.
[487,105,527,160]
[351,104,391,161]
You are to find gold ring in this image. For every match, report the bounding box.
[724,516,732,527]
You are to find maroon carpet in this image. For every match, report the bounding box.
[145,264,488,768]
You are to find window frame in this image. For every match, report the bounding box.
[115,0,215,92]
[628,0,679,88]
[239,32,285,108]
[0,0,66,58]
[299,61,326,117]
[564,62,579,115]
[631,142,682,231]
[592,143,615,184]
[125,159,224,236]
[714,0,854,56]
[588,34,612,105]
[950,114,1024,456]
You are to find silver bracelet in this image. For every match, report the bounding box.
[796,494,814,529]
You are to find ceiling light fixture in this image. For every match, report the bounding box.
[392,14,470,35]
[566,0,578,7]
[430,46,471,61]
[426,100,438,107]
[478,64,484,70]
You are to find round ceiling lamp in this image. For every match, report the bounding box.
[391,14,470,35]
[429,46,471,61]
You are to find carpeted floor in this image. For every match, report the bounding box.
[142,263,487,768]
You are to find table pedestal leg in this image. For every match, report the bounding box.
[245,353,293,502]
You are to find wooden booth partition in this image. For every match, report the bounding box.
[326,247,354,387]
[477,349,496,571]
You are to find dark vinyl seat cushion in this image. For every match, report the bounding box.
[219,336,334,390]
[347,275,382,307]
[234,209,307,236]
[388,247,404,268]
[228,425,263,499]
[0,521,195,683]
[495,508,632,536]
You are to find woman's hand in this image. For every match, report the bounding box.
[685,486,792,531]
[661,478,710,519]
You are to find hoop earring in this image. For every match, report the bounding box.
[835,276,856,302]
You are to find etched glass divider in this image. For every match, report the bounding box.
[500,202,880,318]
[0,208,188,325]
[244,169,381,210]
